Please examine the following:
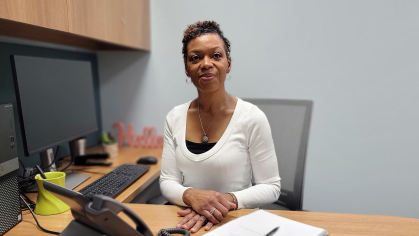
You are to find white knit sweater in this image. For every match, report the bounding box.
[159,98,281,209]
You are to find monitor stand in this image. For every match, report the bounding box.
[40,148,57,172]
[34,140,91,191]
[63,172,90,190]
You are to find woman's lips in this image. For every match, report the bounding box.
[200,74,216,81]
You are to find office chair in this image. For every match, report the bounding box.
[243,99,313,211]
[146,99,313,210]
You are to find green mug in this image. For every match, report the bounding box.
[34,172,70,215]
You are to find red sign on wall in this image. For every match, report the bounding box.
[113,122,163,148]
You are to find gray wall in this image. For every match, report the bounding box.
[98,0,419,218]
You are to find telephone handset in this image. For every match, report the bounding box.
[43,181,189,236]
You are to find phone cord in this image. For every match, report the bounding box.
[156,228,190,236]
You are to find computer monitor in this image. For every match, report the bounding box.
[11,55,98,187]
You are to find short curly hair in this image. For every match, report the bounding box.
[182,21,231,64]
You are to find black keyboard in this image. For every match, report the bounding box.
[78,164,150,198]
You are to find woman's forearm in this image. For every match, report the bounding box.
[160,179,192,206]
[232,182,280,209]
[222,193,233,203]
[182,189,236,210]
[182,188,194,206]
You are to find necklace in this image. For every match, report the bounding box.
[198,93,228,143]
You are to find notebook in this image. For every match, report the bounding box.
[204,210,329,236]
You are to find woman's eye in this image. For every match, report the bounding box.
[213,53,221,58]
[191,55,200,61]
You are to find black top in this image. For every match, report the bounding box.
[186,140,217,154]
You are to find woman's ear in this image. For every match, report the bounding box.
[226,58,232,73]
[185,64,190,77]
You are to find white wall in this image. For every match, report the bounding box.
[98,0,419,218]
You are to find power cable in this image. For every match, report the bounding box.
[19,195,60,235]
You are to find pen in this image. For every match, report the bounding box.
[36,165,47,179]
[265,226,279,236]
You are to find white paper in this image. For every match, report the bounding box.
[204,210,328,236]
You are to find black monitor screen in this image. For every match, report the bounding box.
[11,56,98,156]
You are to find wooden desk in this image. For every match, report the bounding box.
[7,204,419,235]
[7,146,419,235]
[24,145,163,203]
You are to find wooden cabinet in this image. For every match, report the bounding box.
[0,0,150,50]
[67,0,150,50]
[0,0,68,31]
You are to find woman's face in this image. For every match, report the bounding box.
[185,33,231,93]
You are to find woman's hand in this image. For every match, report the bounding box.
[176,208,214,232]
[182,189,236,224]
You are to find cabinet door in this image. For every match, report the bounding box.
[0,0,68,32]
[67,0,150,50]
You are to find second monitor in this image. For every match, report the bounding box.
[11,55,99,188]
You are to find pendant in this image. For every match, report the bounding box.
[202,135,209,143]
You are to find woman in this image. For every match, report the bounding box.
[160,21,281,233]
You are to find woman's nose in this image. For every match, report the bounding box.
[201,56,213,69]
